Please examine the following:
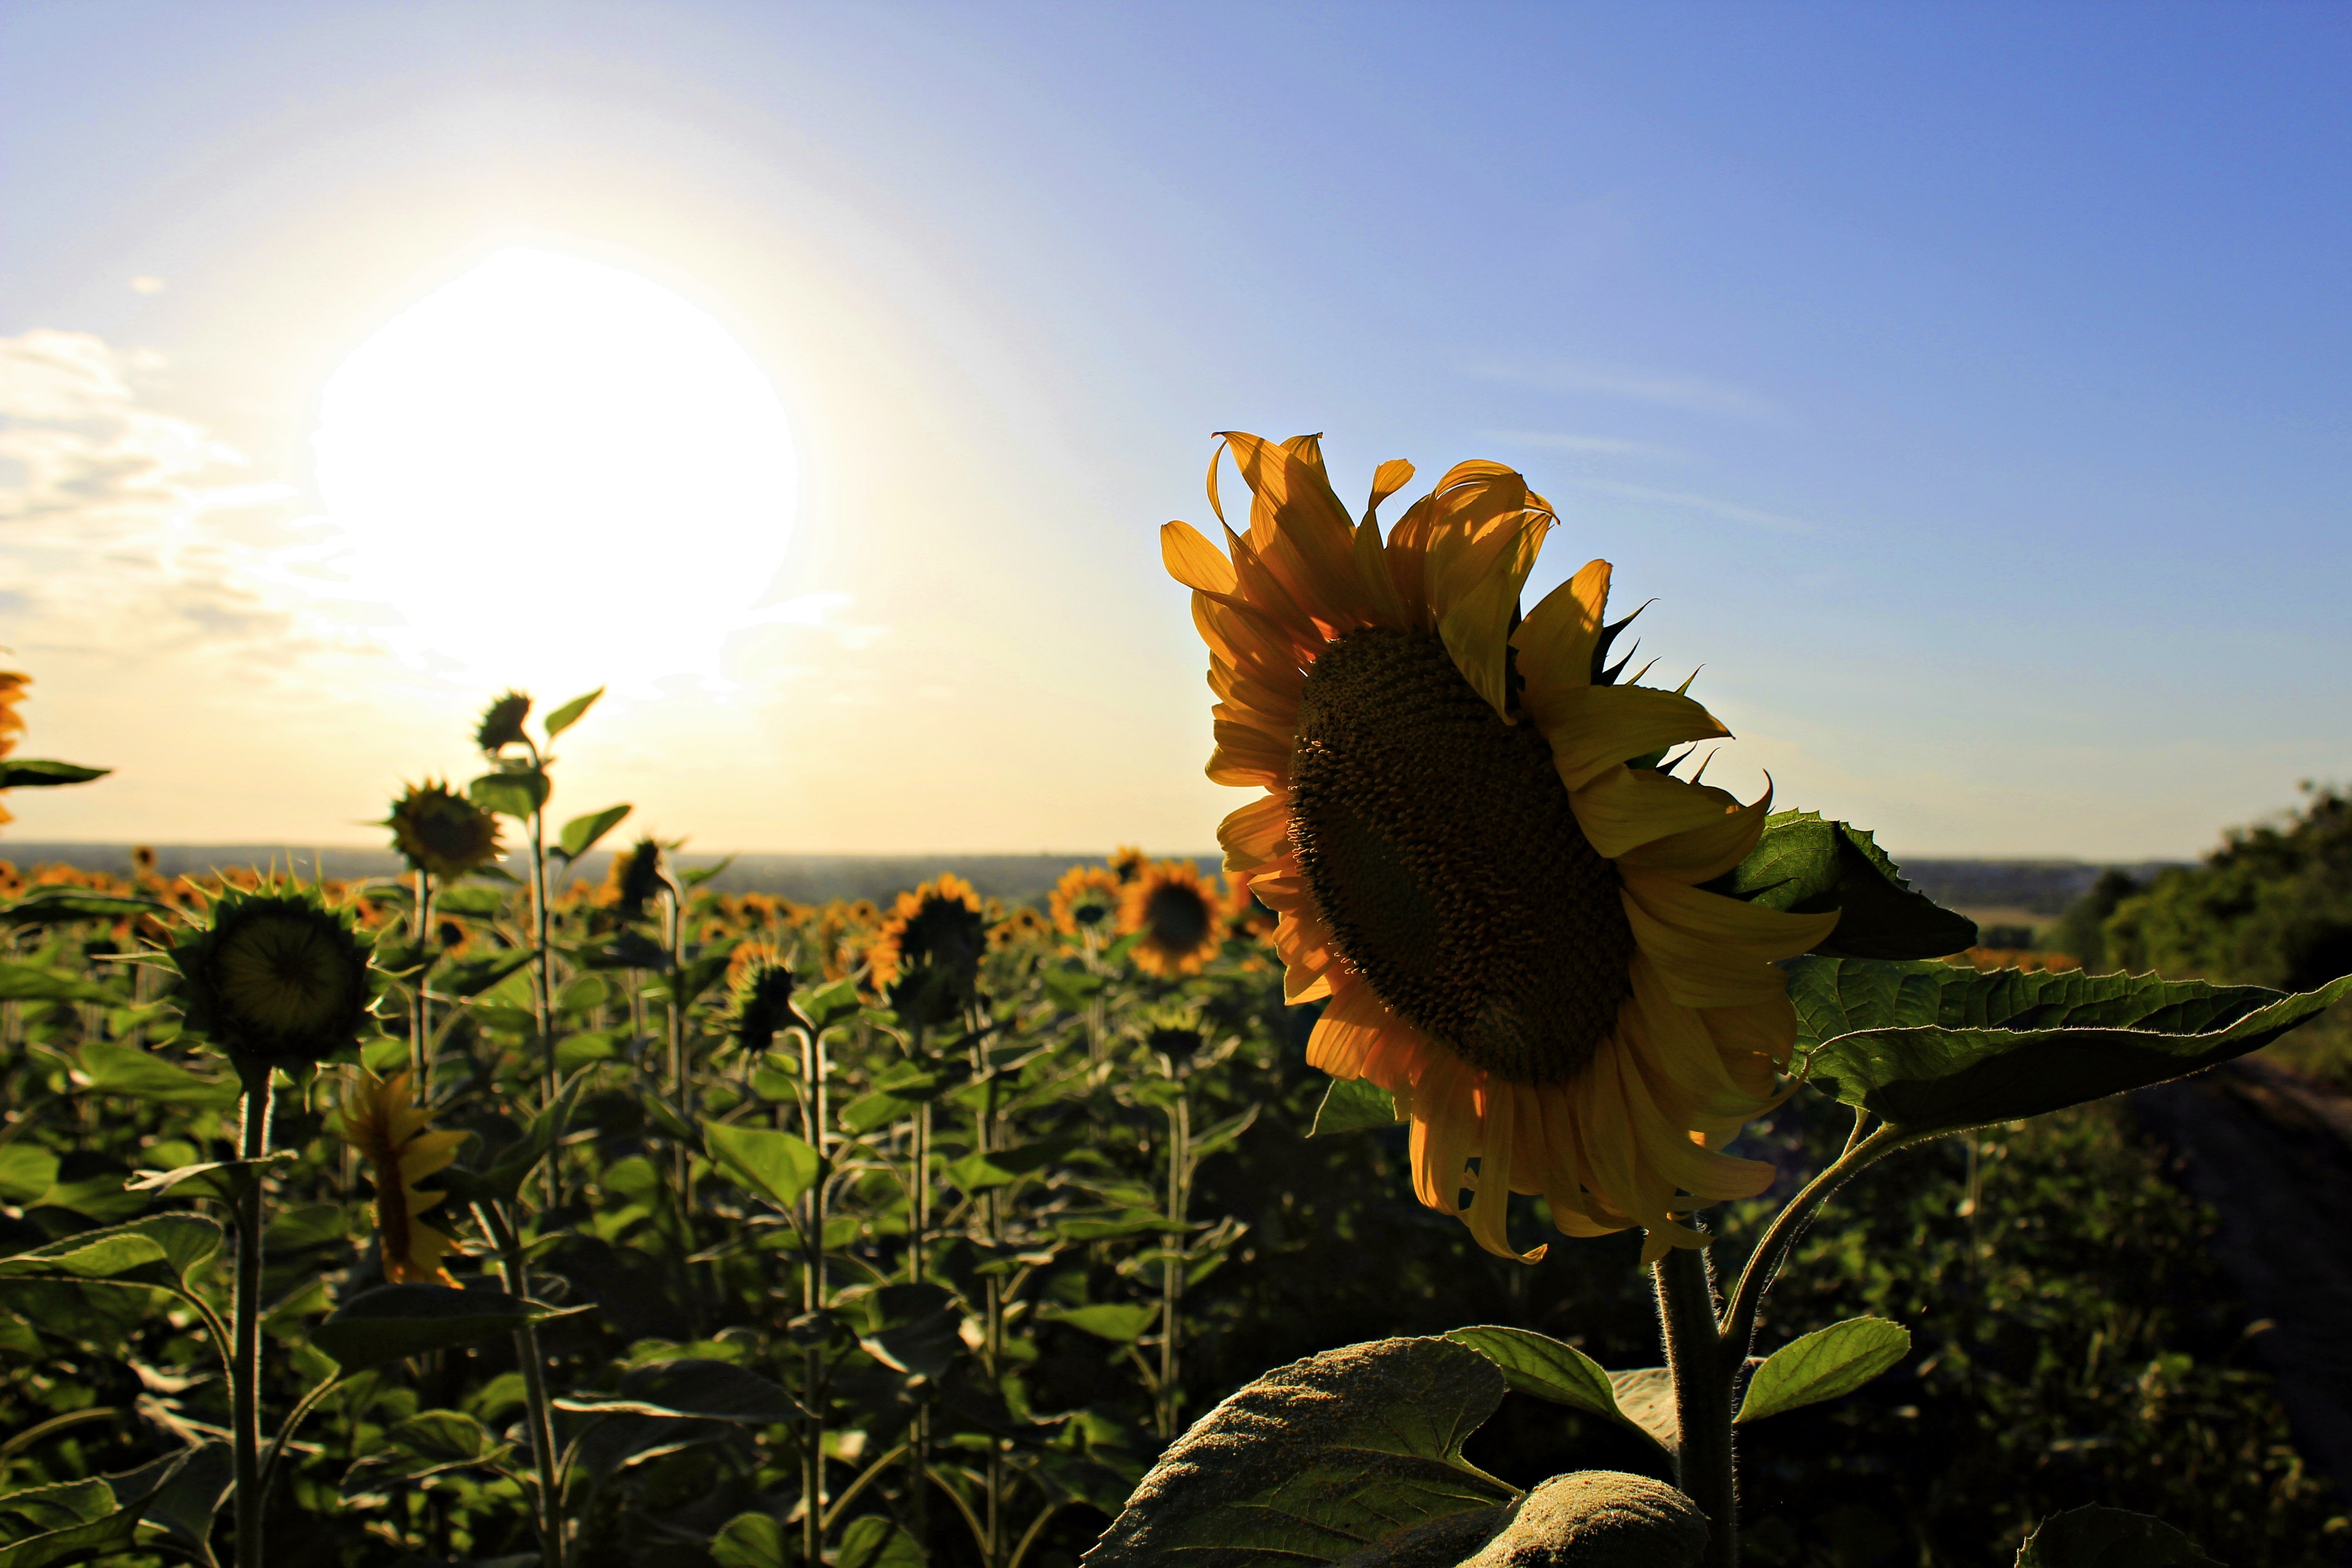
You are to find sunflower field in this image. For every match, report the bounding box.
[5,436,2351,1568]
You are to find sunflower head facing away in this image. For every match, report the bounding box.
[870,873,989,1026]
[172,883,380,1064]
[1119,859,1225,978]
[607,837,672,923]
[385,779,505,882]
[475,690,533,755]
[724,943,806,1054]
[335,1068,466,1285]
[1049,865,1123,938]
[1165,431,1837,1263]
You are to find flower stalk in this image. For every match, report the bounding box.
[1656,1240,1737,1568]
[476,1198,564,1568]
[230,1056,273,1568]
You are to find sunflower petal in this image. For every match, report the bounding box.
[1569,765,1743,860]
[1407,1057,1480,1217]
[1464,1081,1546,1263]
[1217,796,1293,874]
[1206,720,1292,788]
[1617,780,1774,884]
[1511,559,1612,725]
[1365,458,1416,524]
[1161,521,1238,596]
[1307,976,1401,1079]
[1538,685,1732,792]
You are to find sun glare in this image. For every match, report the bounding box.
[314,247,799,694]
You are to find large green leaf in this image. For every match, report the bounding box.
[1441,1326,1668,1455]
[469,769,550,821]
[340,1411,512,1504]
[1710,811,1975,960]
[1735,1317,1910,1424]
[1082,1337,1519,1568]
[701,1128,823,1213]
[1046,1303,1161,1343]
[0,1215,222,1289]
[1788,957,2281,1051]
[73,1042,240,1109]
[1308,1078,1400,1137]
[311,1285,593,1371]
[0,1442,205,1568]
[710,1512,789,1568]
[2014,1504,2220,1567]
[836,1515,926,1568]
[1805,971,2352,1138]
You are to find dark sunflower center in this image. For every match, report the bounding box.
[1144,884,1213,950]
[1288,626,1635,1085]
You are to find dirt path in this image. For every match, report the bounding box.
[2134,1058,2352,1490]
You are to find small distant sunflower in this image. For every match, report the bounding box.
[1049,866,1122,938]
[1165,432,1835,1263]
[1108,846,1149,884]
[1119,860,1224,978]
[991,905,1054,951]
[475,690,533,754]
[336,1069,466,1285]
[171,883,379,1064]
[385,779,505,882]
[724,942,806,1054]
[869,874,988,1026]
[0,671,27,829]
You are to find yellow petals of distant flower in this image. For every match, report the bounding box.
[1049,865,1122,938]
[1166,431,1837,1265]
[337,1069,466,1286]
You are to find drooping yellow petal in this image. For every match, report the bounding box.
[1568,765,1743,860]
[1364,458,1416,524]
[1510,559,1612,725]
[1537,684,1731,792]
[1617,781,1774,884]
[1160,520,1238,596]
[1217,796,1294,875]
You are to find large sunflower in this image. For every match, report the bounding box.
[1165,432,1837,1263]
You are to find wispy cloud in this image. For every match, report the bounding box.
[0,329,352,675]
[1479,429,1686,462]
[1565,477,1824,536]
[1469,358,1775,420]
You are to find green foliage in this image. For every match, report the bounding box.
[2014,1504,2221,1568]
[2108,784,2352,993]
[1709,811,1978,960]
[1735,1318,1910,1424]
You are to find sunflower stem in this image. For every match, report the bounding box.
[412,867,433,1098]
[1655,1241,1736,1568]
[230,1058,274,1568]
[802,1019,831,1568]
[1716,1122,1907,1376]
[479,1199,564,1568]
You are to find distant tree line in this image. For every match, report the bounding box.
[2056,784,2352,988]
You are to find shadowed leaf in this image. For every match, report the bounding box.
[1736,1317,1910,1423]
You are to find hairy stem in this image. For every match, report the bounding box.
[480,1201,564,1568]
[1717,1122,1906,1372]
[1656,1242,1735,1568]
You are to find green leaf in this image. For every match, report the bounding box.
[431,949,534,1000]
[681,856,735,887]
[542,687,604,738]
[0,1442,198,1568]
[705,1122,820,1211]
[74,1041,240,1109]
[0,962,122,1004]
[341,1409,514,1503]
[430,886,510,918]
[1735,1316,1911,1423]
[129,1441,233,1568]
[797,978,862,1030]
[468,769,550,820]
[310,1285,592,1372]
[1788,956,2283,1050]
[0,891,174,929]
[2014,1504,2221,1567]
[0,1231,165,1281]
[1085,1337,1519,1568]
[1046,1302,1161,1343]
[1709,811,1976,960]
[1309,1077,1399,1137]
[555,1030,619,1072]
[0,760,109,788]
[1441,1326,1667,1455]
[1806,970,2352,1138]
[836,1515,925,1568]
[0,1147,59,1205]
[711,1511,789,1568]
[126,1154,295,1204]
[556,803,632,861]
[553,1358,800,1424]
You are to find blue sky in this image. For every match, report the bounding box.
[2,1,2346,859]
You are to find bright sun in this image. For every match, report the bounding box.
[314,246,799,695]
